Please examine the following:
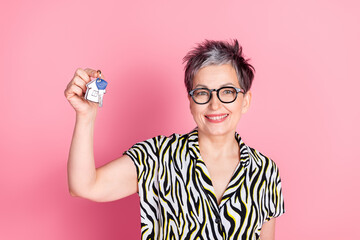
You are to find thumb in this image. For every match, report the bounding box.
[84,68,102,78]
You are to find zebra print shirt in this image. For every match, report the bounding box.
[125,129,285,240]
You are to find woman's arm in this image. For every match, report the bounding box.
[259,218,276,240]
[65,68,137,202]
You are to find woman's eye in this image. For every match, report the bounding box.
[196,91,209,96]
[223,89,234,95]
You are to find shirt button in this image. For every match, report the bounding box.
[215,218,221,224]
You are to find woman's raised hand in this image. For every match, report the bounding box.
[64,68,100,116]
[65,68,138,202]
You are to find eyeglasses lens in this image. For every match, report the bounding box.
[193,89,210,104]
[219,87,237,103]
[192,87,237,104]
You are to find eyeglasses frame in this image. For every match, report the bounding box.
[188,86,245,104]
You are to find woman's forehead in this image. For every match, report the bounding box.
[193,64,239,87]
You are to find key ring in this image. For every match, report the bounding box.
[85,69,108,107]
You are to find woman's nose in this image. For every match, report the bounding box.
[208,92,221,110]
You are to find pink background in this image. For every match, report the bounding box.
[1,0,359,239]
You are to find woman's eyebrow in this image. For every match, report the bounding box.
[194,84,208,88]
[220,83,235,87]
[194,83,235,88]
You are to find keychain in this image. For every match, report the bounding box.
[85,70,108,107]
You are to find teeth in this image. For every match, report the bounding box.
[207,114,228,120]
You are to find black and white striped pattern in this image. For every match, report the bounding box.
[125,129,285,240]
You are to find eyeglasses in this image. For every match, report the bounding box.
[189,86,245,104]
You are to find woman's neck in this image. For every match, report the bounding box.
[197,130,239,161]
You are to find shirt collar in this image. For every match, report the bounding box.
[187,128,250,167]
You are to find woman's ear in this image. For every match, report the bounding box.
[188,93,193,111]
[241,90,252,114]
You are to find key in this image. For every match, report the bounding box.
[84,70,108,107]
[96,72,108,107]
[98,89,106,107]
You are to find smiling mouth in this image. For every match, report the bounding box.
[205,114,229,121]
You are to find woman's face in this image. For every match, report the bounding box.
[189,64,251,138]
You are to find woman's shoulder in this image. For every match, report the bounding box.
[244,143,280,171]
[132,131,191,147]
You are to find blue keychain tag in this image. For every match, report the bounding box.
[96,78,108,90]
[84,70,108,107]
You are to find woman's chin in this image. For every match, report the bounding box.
[198,126,234,137]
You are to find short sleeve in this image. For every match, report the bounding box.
[123,136,162,185]
[265,161,285,221]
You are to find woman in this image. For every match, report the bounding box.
[65,39,285,240]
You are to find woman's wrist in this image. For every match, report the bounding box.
[75,109,97,124]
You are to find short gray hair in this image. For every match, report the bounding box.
[183,39,255,93]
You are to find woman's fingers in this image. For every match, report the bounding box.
[74,68,91,83]
[73,75,87,93]
[84,68,100,79]
[65,67,102,114]
[74,68,103,81]
[66,67,100,99]
[65,83,83,100]
[67,68,97,95]
[71,84,84,98]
